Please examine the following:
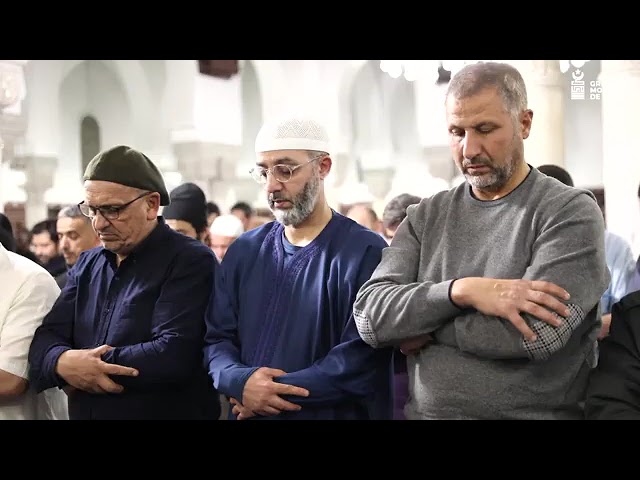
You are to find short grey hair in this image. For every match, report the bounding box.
[445,62,528,120]
[58,204,90,223]
[307,150,328,159]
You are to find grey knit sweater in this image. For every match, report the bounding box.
[354,167,610,419]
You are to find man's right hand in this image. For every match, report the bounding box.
[450,277,572,341]
[55,345,139,394]
[242,367,310,417]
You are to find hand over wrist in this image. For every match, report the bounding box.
[450,277,473,309]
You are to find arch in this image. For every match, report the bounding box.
[59,60,155,148]
[248,60,287,122]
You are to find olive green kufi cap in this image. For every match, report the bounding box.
[83,145,170,206]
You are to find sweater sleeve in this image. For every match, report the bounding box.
[434,193,610,361]
[353,203,464,348]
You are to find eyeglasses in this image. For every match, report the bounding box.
[78,192,152,220]
[249,155,324,185]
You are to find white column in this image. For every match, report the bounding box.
[0,60,28,213]
[513,60,565,168]
[0,137,4,213]
[600,61,640,256]
[22,155,57,228]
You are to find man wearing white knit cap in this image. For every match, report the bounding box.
[209,214,244,262]
[204,115,393,420]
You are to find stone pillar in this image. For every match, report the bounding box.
[361,166,394,204]
[20,155,57,228]
[599,61,640,256]
[0,60,28,213]
[171,133,243,212]
[0,138,5,213]
[512,60,565,168]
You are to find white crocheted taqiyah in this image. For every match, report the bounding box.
[255,117,331,155]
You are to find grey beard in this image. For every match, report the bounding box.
[271,174,319,227]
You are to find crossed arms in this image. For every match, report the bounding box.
[353,195,610,361]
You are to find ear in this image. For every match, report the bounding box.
[318,155,332,180]
[146,193,161,220]
[521,109,533,139]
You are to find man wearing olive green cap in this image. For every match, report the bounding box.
[28,144,221,420]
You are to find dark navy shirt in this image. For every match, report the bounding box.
[28,218,220,420]
[281,232,302,267]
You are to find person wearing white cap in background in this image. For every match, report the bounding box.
[203,115,394,420]
[210,214,244,262]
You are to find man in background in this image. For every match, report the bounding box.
[163,182,210,244]
[209,214,244,262]
[230,201,254,232]
[379,192,422,419]
[346,204,383,236]
[381,193,422,243]
[30,219,66,277]
[55,205,101,289]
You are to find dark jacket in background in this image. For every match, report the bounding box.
[44,255,67,278]
[55,270,68,290]
[585,290,640,419]
[28,218,220,420]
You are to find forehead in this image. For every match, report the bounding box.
[84,180,138,204]
[211,234,236,244]
[57,216,88,232]
[256,149,308,166]
[446,87,507,125]
[31,232,54,242]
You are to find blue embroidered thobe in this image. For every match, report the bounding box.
[204,213,393,420]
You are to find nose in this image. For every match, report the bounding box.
[59,236,70,251]
[461,130,483,160]
[265,171,283,194]
[92,211,110,230]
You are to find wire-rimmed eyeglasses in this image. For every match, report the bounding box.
[249,155,324,185]
[78,191,153,220]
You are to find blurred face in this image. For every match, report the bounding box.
[446,87,532,197]
[347,205,377,231]
[30,232,58,264]
[56,216,100,267]
[230,209,249,231]
[257,150,324,227]
[211,234,237,261]
[166,219,198,240]
[83,180,160,257]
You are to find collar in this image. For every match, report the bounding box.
[100,216,169,265]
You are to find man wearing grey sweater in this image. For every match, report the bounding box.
[353,62,609,420]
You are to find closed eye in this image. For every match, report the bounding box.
[101,206,122,215]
